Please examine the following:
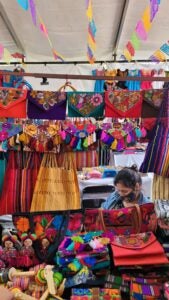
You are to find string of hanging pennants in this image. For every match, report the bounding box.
[149,41,169,62]
[16,0,64,61]
[122,0,161,61]
[86,0,97,63]
[1,0,168,64]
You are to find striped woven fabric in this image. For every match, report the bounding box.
[152,175,169,200]
[140,89,169,178]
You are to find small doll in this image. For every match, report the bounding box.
[1,234,18,267]
[38,228,57,261]
[19,233,37,267]
[40,236,50,257]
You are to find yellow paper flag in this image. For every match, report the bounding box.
[142,6,152,32]
[88,34,96,51]
[154,49,167,61]
[86,0,92,21]
[3,48,11,64]
[123,48,132,61]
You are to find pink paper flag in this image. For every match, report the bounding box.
[39,22,48,37]
[29,0,36,26]
[135,20,147,41]
[0,44,4,59]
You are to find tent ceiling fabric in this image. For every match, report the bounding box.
[0,0,169,62]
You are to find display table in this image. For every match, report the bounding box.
[109,152,145,168]
[78,174,153,199]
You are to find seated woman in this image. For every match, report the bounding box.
[102,165,151,209]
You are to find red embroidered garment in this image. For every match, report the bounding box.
[111,232,168,266]
[0,88,27,118]
[105,90,143,118]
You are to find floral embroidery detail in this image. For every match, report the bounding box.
[114,232,151,248]
[30,91,66,110]
[0,122,22,141]
[143,89,163,108]
[15,217,30,233]
[68,92,104,117]
[91,94,103,106]
[108,91,141,112]
[0,89,25,106]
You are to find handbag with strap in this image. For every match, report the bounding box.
[111,232,168,266]
[30,152,81,211]
[0,87,27,118]
[27,90,67,120]
[68,92,104,118]
[105,90,143,118]
[83,206,142,235]
[20,152,41,212]
[83,203,157,236]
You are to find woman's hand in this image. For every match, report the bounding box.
[0,287,14,300]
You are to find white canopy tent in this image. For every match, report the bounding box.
[0,0,169,90]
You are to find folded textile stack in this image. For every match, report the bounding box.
[56,232,110,277]
[155,200,169,220]
[105,274,165,300]
[162,244,169,260]
[71,287,121,300]
[111,232,168,266]
[155,200,169,242]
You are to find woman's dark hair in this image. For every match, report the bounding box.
[114,164,142,189]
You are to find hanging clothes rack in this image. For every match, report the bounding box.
[0,70,168,82]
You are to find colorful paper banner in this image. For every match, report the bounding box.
[16,0,64,61]
[86,0,97,63]
[29,0,36,26]
[123,0,161,61]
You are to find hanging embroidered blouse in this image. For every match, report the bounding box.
[116,69,128,89]
[126,69,141,91]
[140,69,152,90]
[152,69,165,89]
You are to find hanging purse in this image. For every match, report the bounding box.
[141,89,164,118]
[27,90,67,120]
[68,92,104,118]
[0,87,27,118]
[105,90,143,118]
[0,122,22,142]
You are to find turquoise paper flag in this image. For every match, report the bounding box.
[17,0,29,10]
[160,43,169,56]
